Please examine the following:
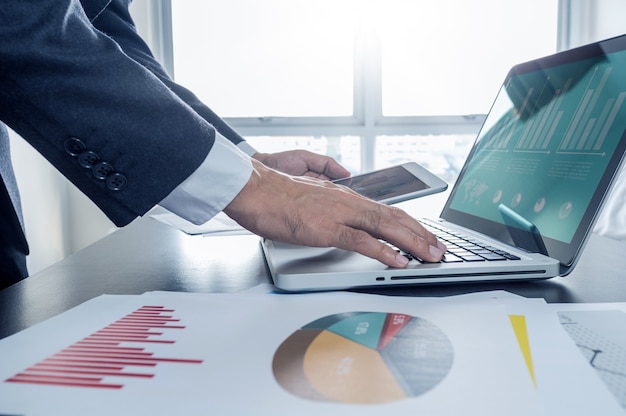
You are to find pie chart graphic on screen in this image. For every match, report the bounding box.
[272,312,454,404]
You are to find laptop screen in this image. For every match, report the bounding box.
[441,34,626,269]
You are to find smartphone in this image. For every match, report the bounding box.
[332,162,448,204]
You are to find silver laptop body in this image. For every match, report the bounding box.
[262,34,626,292]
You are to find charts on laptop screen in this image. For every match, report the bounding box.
[443,36,626,263]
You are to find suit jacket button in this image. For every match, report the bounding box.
[78,151,100,169]
[106,173,127,191]
[92,162,114,180]
[64,137,86,156]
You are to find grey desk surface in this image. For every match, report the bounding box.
[1,213,625,340]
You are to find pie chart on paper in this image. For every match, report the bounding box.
[272,311,454,404]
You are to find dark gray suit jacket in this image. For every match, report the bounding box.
[0,0,247,287]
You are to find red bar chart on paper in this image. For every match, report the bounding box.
[4,306,203,389]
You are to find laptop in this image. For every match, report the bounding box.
[261,34,626,292]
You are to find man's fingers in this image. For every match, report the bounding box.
[331,210,446,267]
[252,150,350,180]
[343,203,447,264]
[383,206,447,259]
[334,227,410,268]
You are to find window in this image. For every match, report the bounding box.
[170,0,559,180]
[171,0,354,118]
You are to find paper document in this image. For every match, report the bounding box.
[0,290,544,416]
[150,211,249,236]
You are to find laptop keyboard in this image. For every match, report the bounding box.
[394,220,521,264]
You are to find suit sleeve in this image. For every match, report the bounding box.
[0,0,233,226]
[86,0,251,148]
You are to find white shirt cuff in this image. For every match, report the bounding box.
[237,140,257,156]
[159,132,253,225]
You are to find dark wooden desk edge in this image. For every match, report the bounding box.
[0,216,624,339]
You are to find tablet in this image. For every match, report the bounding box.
[333,162,448,204]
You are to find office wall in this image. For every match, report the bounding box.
[591,0,626,40]
[576,0,626,241]
[566,0,626,48]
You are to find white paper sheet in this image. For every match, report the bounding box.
[150,211,250,236]
[485,297,625,415]
[542,302,626,414]
[0,291,542,416]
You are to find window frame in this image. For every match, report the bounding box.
[144,0,573,171]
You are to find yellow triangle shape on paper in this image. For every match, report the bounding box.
[509,314,536,387]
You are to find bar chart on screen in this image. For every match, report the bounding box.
[4,305,203,389]
[514,80,571,153]
[486,65,626,156]
[558,68,625,155]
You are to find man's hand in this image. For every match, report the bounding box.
[252,150,350,180]
[223,159,446,268]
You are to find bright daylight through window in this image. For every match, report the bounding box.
[171,0,558,183]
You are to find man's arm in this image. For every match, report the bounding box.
[86,0,352,224]
[86,0,249,147]
[0,0,221,226]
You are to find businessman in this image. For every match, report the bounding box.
[0,0,445,289]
